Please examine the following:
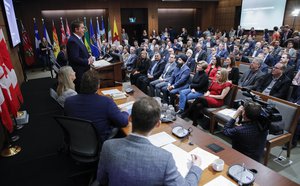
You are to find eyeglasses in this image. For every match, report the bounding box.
[273,66,281,70]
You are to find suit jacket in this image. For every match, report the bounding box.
[161,62,177,81]
[186,57,196,72]
[64,94,129,142]
[194,50,207,63]
[239,69,264,89]
[253,73,291,99]
[169,64,190,88]
[148,59,166,80]
[67,34,90,88]
[125,54,137,71]
[216,48,228,59]
[97,135,202,186]
[263,54,275,67]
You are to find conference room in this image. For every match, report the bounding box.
[0,0,299,185]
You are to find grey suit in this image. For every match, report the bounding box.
[97,135,202,186]
[238,69,264,89]
[149,62,177,97]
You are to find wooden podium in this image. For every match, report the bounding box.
[92,61,123,88]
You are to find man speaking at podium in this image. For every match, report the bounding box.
[97,97,202,186]
[67,20,94,92]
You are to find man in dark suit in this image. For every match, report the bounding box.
[67,20,94,92]
[136,53,166,94]
[252,63,291,99]
[194,43,207,63]
[97,97,202,186]
[262,46,275,67]
[56,45,68,66]
[64,70,129,142]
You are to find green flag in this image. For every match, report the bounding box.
[83,17,91,54]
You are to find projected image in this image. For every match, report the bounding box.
[240,0,287,30]
[3,0,21,47]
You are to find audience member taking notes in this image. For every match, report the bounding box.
[97,97,202,186]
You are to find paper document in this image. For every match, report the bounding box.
[118,101,134,109]
[118,101,134,114]
[148,132,176,147]
[217,109,237,118]
[162,144,192,177]
[101,89,121,95]
[189,147,219,170]
[204,175,237,186]
[92,60,111,68]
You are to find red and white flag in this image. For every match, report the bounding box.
[0,28,24,132]
[60,17,67,45]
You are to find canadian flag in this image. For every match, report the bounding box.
[0,28,24,133]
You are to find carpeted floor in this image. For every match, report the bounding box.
[0,78,93,186]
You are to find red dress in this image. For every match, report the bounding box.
[205,81,232,107]
[205,64,221,80]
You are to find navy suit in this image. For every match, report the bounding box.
[162,64,190,105]
[124,54,137,71]
[64,94,129,142]
[67,34,90,92]
[137,59,166,94]
[186,57,196,73]
[263,54,275,67]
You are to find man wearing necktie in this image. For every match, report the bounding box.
[67,20,94,92]
[136,53,166,94]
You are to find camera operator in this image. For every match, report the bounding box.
[223,101,268,162]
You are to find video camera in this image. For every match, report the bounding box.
[234,88,283,134]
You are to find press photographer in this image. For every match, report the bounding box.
[223,101,268,162]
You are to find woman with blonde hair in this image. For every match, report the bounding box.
[182,68,232,126]
[56,66,77,107]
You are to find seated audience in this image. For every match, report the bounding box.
[205,56,222,80]
[252,63,291,99]
[64,70,129,142]
[149,53,177,97]
[96,97,202,186]
[56,66,77,107]
[177,61,209,114]
[136,53,166,94]
[162,54,190,106]
[130,50,151,85]
[238,58,264,89]
[223,56,239,85]
[223,102,268,162]
[56,45,68,66]
[182,68,232,126]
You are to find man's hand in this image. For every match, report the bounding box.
[167,85,174,91]
[191,154,202,168]
[88,56,94,65]
[191,88,196,93]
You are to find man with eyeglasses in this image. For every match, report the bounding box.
[239,57,264,89]
[67,20,94,92]
[252,62,291,99]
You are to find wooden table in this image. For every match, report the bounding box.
[98,85,298,186]
[93,61,123,88]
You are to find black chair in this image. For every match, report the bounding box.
[54,115,100,163]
